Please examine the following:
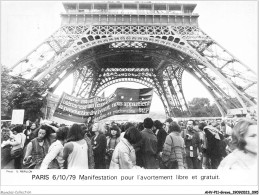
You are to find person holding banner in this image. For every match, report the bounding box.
[110,126,143,169]
[91,122,107,169]
[23,124,57,169]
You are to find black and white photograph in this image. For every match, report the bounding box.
[1,1,258,194]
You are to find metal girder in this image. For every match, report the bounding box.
[71,66,94,98]
[11,20,257,117]
[163,65,191,116]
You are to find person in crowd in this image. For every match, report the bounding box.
[153,120,167,167]
[106,124,121,168]
[164,118,173,133]
[7,125,26,169]
[23,124,57,169]
[224,126,235,155]
[162,122,186,169]
[137,122,144,132]
[104,122,110,136]
[110,126,143,169]
[198,122,208,169]
[63,124,89,169]
[153,120,167,155]
[203,125,226,169]
[182,120,201,169]
[1,128,13,168]
[23,123,37,148]
[83,130,95,169]
[218,119,257,169]
[131,122,144,167]
[140,118,158,169]
[80,124,88,135]
[220,121,226,135]
[40,126,69,169]
[91,122,107,169]
[120,122,134,139]
[83,123,94,139]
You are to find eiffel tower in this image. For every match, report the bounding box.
[10,1,257,118]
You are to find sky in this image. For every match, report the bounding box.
[1,1,258,115]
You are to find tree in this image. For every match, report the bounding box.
[1,66,47,121]
[188,97,221,117]
[1,66,15,118]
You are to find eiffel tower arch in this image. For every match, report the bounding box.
[10,2,257,118]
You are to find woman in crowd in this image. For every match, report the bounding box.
[218,119,257,170]
[110,126,143,169]
[23,124,57,169]
[40,126,69,169]
[1,128,13,168]
[63,124,89,169]
[106,124,121,168]
[120,122,134,139]
[91,122,107,169]
[198,122,208,169]
[9,125,26,169]
[162,122,187,169]
[153,120,167,158]
[23,123,37,148]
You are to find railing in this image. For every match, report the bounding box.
[65,9,197,15]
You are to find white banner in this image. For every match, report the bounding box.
[11,109,25,124]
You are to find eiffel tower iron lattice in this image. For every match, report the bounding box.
[10,2,257,117]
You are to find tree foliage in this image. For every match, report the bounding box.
[1,66,14,118]
[188,97,221,117]
[1,66,47,121]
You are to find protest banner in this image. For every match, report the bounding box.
[11,109,25,124]
[94,88,153,121]
[53,92,105,123]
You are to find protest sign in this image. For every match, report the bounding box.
[94,88,153,121]
[11,109,25,124]
[53,92,105,123]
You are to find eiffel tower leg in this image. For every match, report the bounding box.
[164,65,191,117]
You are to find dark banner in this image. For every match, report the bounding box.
[94,88,154,121]
[53,92,106,123]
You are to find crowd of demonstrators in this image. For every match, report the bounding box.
[1,116,257,169]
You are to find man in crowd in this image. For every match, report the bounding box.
[140,118,158,169]
[182,120,201,169]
